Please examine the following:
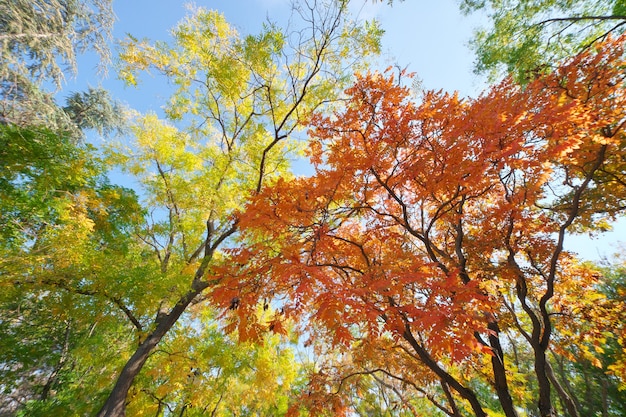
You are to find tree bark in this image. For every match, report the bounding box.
[402,325,488,417]
[534,347,557,417]
[487,321,520,417]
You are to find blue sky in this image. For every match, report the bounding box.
[66,0,623,262]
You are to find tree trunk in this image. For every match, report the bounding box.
[534,348,557,417]
[402,325,488,417]
[487,321,520,417]
[601,376,609,417]
[96,286,204,417]
[41,321,72,401]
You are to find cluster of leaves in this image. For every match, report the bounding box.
[461,0,626,81]
[0,118,150,410]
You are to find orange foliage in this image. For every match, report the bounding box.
[213,35,626,415]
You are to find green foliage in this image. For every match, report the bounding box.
[0,125,94,247]
[0,124,140,249]
[462,0,626,81]
[3,291,135,417]
[1,80,126,139]
[63,88,127,136]
[0,122,147,414]
[0,3,132,409]
[0,8,135,411]
[540,257,626,417]
[614,0,626,16]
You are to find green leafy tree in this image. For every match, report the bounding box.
[0,123,145,415]
[0,6,134,403]
[0,1,138,414]
[461,0,626,81]
[546,256,626,417]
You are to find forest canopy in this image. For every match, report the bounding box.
[1,1,625,417]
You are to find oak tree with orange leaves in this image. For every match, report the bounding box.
[216,35,626,417]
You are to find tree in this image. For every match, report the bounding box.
[226,34,626,417]
[0,5,134,405]
[94,2,382,415]
[460,0,626,81]
[0,123,144,414]
[0,1,143,414]
[0,0,120,132]
[0,0,113,86]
